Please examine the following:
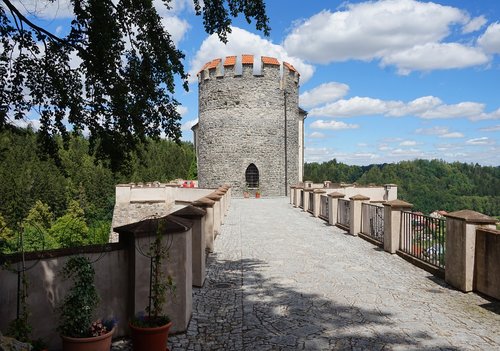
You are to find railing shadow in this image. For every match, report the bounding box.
[182,254,463,350]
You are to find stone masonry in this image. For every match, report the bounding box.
[193,55,306,197]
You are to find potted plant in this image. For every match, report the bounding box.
[255,189,261,198]
[128,218,175,351]
[58,255,115,351]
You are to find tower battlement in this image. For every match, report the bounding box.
[197,55,300,85]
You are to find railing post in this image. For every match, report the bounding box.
[327,192,345,226]
[293,186,301,207]
[205,192,222,236]
[192,197,216,252]
[444,210,496,293]
[349,194,370,236]
[173,205,207,288]
[383,199,413,254]
[313,189,326,217]
[290,185,298,207]
[303,188,313,212]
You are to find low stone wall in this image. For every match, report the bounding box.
[0,245,129,350]
[1,185,232,350]
[474,228,500,300]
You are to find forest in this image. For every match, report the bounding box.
[305,158,500,216]
[1,126,498,254]
[0,126,196,253]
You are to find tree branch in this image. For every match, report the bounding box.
[2,0,81,52]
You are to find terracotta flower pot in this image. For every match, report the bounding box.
[61,328,114,351]
[129,321,173,351]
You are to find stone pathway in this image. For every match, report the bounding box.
[114,197,500,351]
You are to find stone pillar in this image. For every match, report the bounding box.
[383,199,413,254]
[205,192,222,236]
[313,189,326,217]
[293,186,302,207]
[114,215,193,333]
[217,188,227,223]
[349,194,370,236]
[327,192,345,226]
[192,197,216,252]
[475,228,500,300]
[222,184,232,208]
[289,185,296,205]
[303,188,313,213]
[444,210,496,293]
[172,205,208,288]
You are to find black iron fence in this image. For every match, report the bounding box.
[401,211,446,269]
[361,203,384,244]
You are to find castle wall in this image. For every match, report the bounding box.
[197,56,303,196]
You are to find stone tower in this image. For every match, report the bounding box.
[192,55,306,196]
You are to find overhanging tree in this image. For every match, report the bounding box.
[0,0,270,170]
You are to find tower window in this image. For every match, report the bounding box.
[245,164,259,188]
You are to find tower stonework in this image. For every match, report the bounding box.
[193,55,306,196]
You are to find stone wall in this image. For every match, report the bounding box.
[196,55,304,196]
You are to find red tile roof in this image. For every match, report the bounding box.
[283,61,300,75]
[197,58,221,75]
[261,56,280,65]
[223,56,237,66]
[242,54,254,65]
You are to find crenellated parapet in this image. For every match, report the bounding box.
[197,54,300,86]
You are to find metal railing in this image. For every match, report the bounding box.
[361,203,384,244]
[401,211,446,269]
[308,192,314,213]
[319,195,329,221]
[338,199,350,228]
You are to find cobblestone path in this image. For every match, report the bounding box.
[116,198,500,350]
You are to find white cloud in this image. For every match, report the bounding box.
[479,125,500,132]
[415,126,449,135]
[181,118,198,133]
[309,119,359,130]
[441,132,464,138]
[309,96,399,117]
[153,0,195,16]
[462,15,487,34]
[466,137,493,145]
[381,43,488,75]
[478,22,500,54]
[161,17,190,45]
[284,0,465,60]
[308,132,326,139]
[309,95,494,121]
[299,82,349,108]
[418,101,485,119]
[399,140,417,146]
[176,105,188,117]
[189,27,315,83]
[389,148,424,157]
[471,107,500,121]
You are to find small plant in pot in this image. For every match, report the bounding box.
[58,255,116,351]
[128,218,175,351]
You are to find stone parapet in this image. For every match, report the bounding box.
[444,210,496,293]
[383,200,413,253]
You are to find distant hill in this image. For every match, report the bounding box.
[304,159,500,216]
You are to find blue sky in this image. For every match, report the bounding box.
[12,0,500,166]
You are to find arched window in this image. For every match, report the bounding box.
[245,163,259,188]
